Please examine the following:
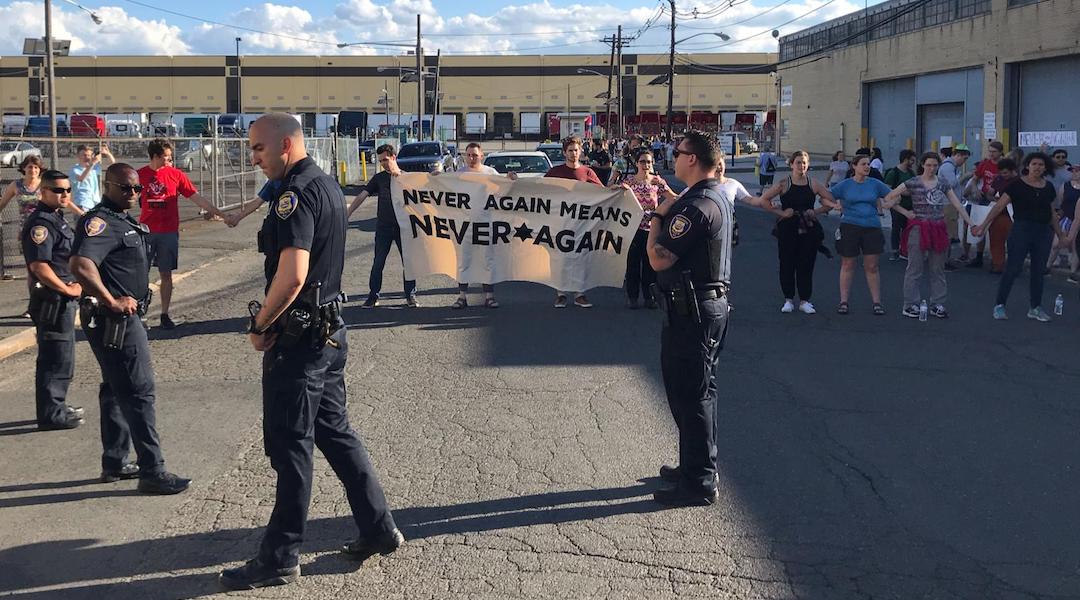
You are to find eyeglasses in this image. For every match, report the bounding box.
[106,182,143,194]
[48,186,72,194]
[672,147,693,159]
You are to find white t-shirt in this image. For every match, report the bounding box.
[456,165,500,175]
[718,178,751,205]
[870,158,884,171]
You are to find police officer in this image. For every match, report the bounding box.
[23,170,84,430]
[646,130,734,507]
[70,163,191,492]
[220,114,401,590]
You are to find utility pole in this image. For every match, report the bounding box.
[433,49,441,139]
[665,0,676,141]
[44,0,58,168]
[383,80,390,129]
[605,35,615,140]
[235,37,243,127]
[416,14,423,141]
[616,25,623,139]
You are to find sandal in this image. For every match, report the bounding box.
[451,297,468,310]
[836,302,849,315]
[872,303,886,316]
[484,297,500,309]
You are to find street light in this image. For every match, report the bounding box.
[60,0,101,24]
[40,0,101,168]
[577,68,612,139]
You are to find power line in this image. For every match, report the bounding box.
[424,28,619,38]
[118,0,345,47]
[637,0,839,50]
[776,0,934,68]
[676,0,797,30]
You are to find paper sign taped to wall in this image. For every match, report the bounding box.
[1018,131,1077,148]
[939,136,953,149]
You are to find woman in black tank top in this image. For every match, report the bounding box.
[758,151,839,314]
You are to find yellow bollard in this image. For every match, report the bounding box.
[361,152,368,181]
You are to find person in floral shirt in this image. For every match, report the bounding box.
[620,149,676,308]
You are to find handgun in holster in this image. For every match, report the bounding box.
[276,282,322,350]
[29,282,64,327]
[136,290,153,317]
[679,270,702,324]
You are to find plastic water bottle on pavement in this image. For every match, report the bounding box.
[919,300,928,322]
[1055,293,1064,316]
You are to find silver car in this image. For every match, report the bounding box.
[0,141,41,168]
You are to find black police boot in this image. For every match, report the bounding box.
[38,413,84,431]
[137,471,191,495]
[101,462,140,483]
[342,528,405,560]
[219,558,300,590]
[65,405,85,419]
[653,484,720,507]
[659,464,681,483]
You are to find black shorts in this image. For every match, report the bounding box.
[146,232,179,271]
[759,174,775,186]
[835,223,885,258]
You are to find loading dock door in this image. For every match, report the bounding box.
[918,102,964,153]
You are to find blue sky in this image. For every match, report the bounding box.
[0,0,875,56]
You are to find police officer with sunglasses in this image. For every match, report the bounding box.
[70,163,191,493]
[22,170,85,430]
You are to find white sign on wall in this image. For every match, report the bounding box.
[983,112,996,140]
[1018,131,1078,148]
[780,85,793,107]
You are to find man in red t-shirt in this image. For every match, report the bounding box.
[544,136,604,308]
[138,138,227,329]
[965,140,1004,269]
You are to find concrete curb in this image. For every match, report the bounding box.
[0,254,231,362]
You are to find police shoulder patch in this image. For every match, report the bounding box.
[30,225,48,245]
[669,214,692,239]
[275,191,299,220]
[85,216,107,237]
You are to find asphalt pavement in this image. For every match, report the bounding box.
[0,172,1078,599]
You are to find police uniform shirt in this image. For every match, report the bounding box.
[22,202,75,283]
[262,157,345,299]
[71,200,150,301]
[654,178,734,289]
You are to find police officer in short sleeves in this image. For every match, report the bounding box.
[70,163,191,491]
[220,114,401,591]
[22,170,84,431]
[646,131,735,507]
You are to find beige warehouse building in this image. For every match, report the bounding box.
[0,51,777,137]
[778,0,1080,162]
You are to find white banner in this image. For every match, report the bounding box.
[392,173,642,291]
[1019,131,1077,148]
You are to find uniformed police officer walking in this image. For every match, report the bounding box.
[646,131,734,507]
[70,163,192,492]
[23,170,85,431]
[220,114,401,590]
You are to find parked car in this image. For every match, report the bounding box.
[0,141,42,167]
[535,143,565,167]
[358,139,376,164]
[395,141,455,173]
[483,151,552,178]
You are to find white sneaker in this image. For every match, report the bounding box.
[780,300,795,313]
[798,301,816,314]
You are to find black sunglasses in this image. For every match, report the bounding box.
[48,186,72,194]
[106,181,143,194]
[671,147,693,159]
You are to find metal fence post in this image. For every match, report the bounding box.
[211,117,220,209]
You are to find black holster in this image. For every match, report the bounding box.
[273,282,341,350]
[29,283,65,327]
[102,313,128,349]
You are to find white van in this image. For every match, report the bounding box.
[108,120,143,138]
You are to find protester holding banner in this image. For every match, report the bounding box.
[449,142,511,309]
[348,145,419,309]
[622,149,676,309]
[545,136,603,308]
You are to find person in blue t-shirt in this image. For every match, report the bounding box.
[224,180,282,227]
[829,155,893,316]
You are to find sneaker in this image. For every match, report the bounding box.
[361,295,379,309]
[65,405,85,419]
[902,304,920,319]
[101,462,140,483]
[899,253,908,261]
[342,528,405,560]
[137,471,191,495]
[797,301,816,314]
[1027,307,1052,322]
[160,314,181,330]
[406,294,420,308]
[573,295,593,308]
[219,558,300,590]
[930,305,948,319]
[993,304,1008,320]
[780,300,795,313]
[553,295,568,308]
[888,251,899,262]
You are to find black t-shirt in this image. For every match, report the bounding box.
[363,170,397,229]
[22,202,74,282]
[1005,178,1056,225]
[260,157,346,299]
[72,201,150,300]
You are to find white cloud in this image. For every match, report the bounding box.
[0,0,871,56]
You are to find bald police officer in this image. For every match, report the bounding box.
[220,114,401,590]
[23,170,84,431]
[70,163,191,491]
[647,131,734,507]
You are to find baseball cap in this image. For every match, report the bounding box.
[953,143,971,154]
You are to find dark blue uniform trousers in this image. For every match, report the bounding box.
[83,313,166,476]
[258,326,396,569]
[34,301,76,426]
[660,297,729,494]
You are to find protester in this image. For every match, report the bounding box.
[972,152,1065,321]
[1048,164,1080,281]
[224,180,281,227]
[0,155,45,317]
[138,138,229,329]
[937,144,973,269]
[830,155,893,315]
[882,153,974,318]
[986,158,1018,274]
[348,144,418,309]
[964,141,1004,269]
[1048,148,1072,190]
[71,143,114,213]
[591,149,614,186]
[622,149,676,309]
[869,147,884,172]
[825,150,849,186]
[758,150,838,314]
[883,149,917,261]
[758,146,777,193]
[544,136,603,308]
[847,148,884,181]
[449,143,506,309]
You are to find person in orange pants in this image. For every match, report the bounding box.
[987,158,1018,274]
